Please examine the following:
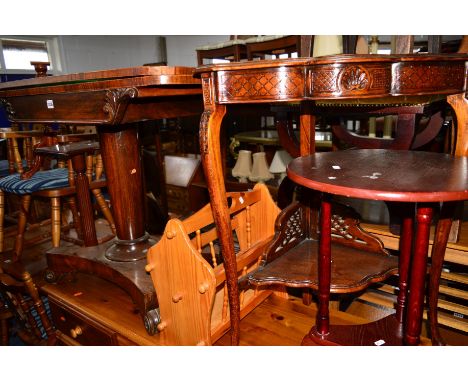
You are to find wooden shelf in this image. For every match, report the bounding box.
[362,221,468,266]
[248,238,399,294]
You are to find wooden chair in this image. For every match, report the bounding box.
[0,129,48,250]
[0,132,115,260]
[246,35,313,59]
[0,260,56,345]
[0,129,43,178]
[196,36,252,66]
[145,183,280,345]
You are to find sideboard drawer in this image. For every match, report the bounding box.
[49,297,117,345]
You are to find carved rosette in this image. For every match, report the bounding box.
[339,65,370,92]
[309,64,391,97]
[103,87,138,124]
[0,98,16,120]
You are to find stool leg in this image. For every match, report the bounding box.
[428,201,456,346]
[13,194,32,261]
[404,204,433,345]
[396,203,414,323]
[315,195,332,337]
[51,197,61,248]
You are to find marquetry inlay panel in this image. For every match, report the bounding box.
[217,68,304,102]
[393,62,466,94]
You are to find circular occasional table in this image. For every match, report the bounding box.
[285,149,468,345]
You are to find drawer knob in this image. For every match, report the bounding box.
[70,326,83,338]
[172,293,183,303]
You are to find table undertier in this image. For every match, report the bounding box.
[247,238,399,294]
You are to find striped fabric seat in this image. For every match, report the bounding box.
[0,168,69,195]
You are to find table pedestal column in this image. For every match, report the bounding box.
[98,124,157,261]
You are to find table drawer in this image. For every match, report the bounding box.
[49,297,117,345]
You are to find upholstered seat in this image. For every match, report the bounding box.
[244,35,290,44]
[196,38,247,51]
[0,167,69,195]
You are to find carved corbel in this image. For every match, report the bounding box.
[103,88,138,124]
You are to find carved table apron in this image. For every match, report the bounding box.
[0,66,203,332]
[194,54,468,345]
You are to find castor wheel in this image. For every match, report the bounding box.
[144,308,161,335]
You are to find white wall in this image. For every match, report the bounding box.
[59,35,229,72]
[165,35,228,67]
[58,35,164,73]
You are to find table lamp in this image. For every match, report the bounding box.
[269,149,293,181]
[232,150,252,183]
[249,151,273,183]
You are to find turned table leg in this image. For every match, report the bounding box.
[316,195,332,337]
[396,203,414,323]
[404,204,433,345]
[98,124,155,261]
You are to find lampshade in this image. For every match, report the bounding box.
[249,152,273,183]
[269,150,293,173]
[313,35,343,57]
[232,150,252,183]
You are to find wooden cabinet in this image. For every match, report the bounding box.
[41,273,165,346]
[49,296,118,345]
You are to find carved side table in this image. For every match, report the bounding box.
[194,54,468,344]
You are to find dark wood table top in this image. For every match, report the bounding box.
[0,65,200,93]
[195,54,468,104]
[287,149,468,202]
[0,65,202,125]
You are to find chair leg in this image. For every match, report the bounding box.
[50,197,61,248]
[92,189,116,235]
[0,190,4,253]
[13,194,32,261]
